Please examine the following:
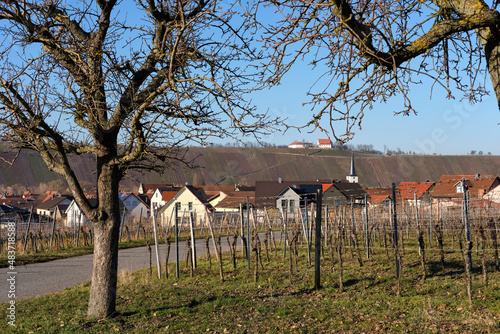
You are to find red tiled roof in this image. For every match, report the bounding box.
[213,191,255,209]
[431,175,499,199]
[161,190,179,202]
[431,180,462,199]
[317,139,332,145]
[197,185,235,197]
[140,183,178,194]
[396,182,434,200]
[364,188,392,204]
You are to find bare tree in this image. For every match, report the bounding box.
[249,0,500,142]
[0,0,275,318]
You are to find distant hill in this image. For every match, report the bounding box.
[1,146,500,191]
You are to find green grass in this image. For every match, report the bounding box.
[1,240,499,333]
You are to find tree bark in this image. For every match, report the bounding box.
[87,221,120,318]
[86,161,122,318]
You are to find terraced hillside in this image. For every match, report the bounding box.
[1,146,500,190]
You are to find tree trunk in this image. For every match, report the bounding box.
[87,221,120,318]
[478,24,500,108]
[86,160,122,319]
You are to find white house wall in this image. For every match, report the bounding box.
[129,202,149,218]
[484,185,500,203]
[150,189,166,215]
[65,202,91,228]
[276,189,301,213]
[159,189,210,227]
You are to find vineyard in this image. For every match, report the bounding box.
[1,190,500,332]
[1,194,500,332]
[2,193,500,293]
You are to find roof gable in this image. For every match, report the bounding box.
[37,196,73,210]
[332,182,367,199]
[161,186,214,212]
[277,186,301,198]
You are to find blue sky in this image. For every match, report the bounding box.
[250,73,500,155]
[226,3,500,156]
[110,3,500,156]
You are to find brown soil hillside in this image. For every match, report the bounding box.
[1,147,500,190]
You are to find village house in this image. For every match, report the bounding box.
[288,142,313,149]
[197,185,235,198]
[364,188,392,206]
[276,186,301,214]
[149,185,182,216]
[0,204,28,222]
[396,181,435,204]
[317,139,333,149]
[66,198,125,227]
[0,194,35,211]
[430,174,500,207]
[322,181,367,205]
[157,185,214,227]
[66,199,97,227]
[255,180,324,210]
[276,184,321,214]
[119,192,149,218]
[138,183,177,195]
[36,196,72,221]
[209,191,255,213]
[199,185,256,200]
[483,183,500,203]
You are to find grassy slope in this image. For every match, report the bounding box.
[2,146,500,189]
[1,240,498,333]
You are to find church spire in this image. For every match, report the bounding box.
[349,152,356,176]
[346,152,358,183]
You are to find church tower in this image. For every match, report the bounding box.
[346,152,358,183]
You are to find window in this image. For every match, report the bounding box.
[188,202,193,211]
[289,200,295,212]
[281,199,287,210]
[175,202,181,211]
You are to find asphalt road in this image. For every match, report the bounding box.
[1,236,229,304]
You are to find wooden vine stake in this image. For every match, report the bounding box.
[435,221,446,271]
[314,188,322,290]
[165,237,171,278]
[208,213,224,282]
[479,221,488,286]
[392,183,401,297]
[231,234,238,269]
[415,193,426,281]
[147,240,152,277]
[207,237,212,270]
[152,209,162,279]
[459,237,473,305]
[488,218,499,271]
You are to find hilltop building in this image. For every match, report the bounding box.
[288,142,313,149]
[317,139,333,149]
[288,139,332,149]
